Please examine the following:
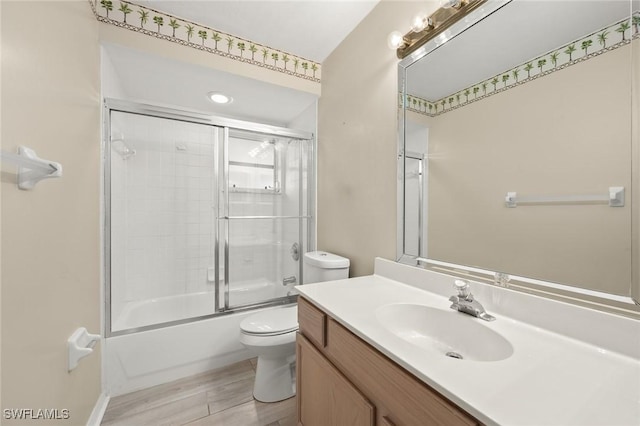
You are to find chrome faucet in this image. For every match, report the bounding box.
[449,279,495,322]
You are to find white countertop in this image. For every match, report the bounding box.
[297,259,640,426]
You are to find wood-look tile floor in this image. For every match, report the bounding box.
[101,359,296,426]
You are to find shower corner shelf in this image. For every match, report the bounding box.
[0,146,63,190]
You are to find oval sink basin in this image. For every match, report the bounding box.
[376,304,513,362]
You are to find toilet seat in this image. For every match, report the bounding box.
[240,305,298,336]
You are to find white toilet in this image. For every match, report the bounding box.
[239,251,350,402]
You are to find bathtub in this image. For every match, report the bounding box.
[105,279,290,396]
[112,292,216,332]
[112,279,283,332]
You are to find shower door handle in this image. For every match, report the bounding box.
[282,276,297,286]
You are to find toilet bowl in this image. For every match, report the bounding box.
[239,305,298,402]
[239,251,349,403]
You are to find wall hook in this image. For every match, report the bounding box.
[68,327,100,372]
[0,146,62,190]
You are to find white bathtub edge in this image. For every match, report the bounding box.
[105,309,267,397]
[109,348,253,397]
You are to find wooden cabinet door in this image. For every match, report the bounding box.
[297,333,374,426]
[325,319,478,426]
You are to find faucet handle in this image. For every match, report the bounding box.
[453,279,471,299]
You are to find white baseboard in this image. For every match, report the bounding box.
[86,392,110,426]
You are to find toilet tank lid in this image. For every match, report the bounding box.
[304,251,350,269]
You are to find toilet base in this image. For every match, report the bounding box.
[253,354,296,403]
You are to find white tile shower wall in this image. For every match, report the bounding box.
[226,141,303,291]
[282,142,302,284]
[287,102,316,275]
[228,192,278,285]
[110,112,217,325]
[110,149,127,322]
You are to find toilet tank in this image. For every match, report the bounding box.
[303,251,350,284]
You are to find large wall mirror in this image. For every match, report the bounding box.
[398,0,640,313]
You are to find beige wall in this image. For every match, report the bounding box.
[318,1,436,277]
[1,2,101,424]
[413,45,633,295]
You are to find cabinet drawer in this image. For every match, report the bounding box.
[325,318,478,426]
[298,296,326,348]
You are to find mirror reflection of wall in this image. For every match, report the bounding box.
[401,0,639,302]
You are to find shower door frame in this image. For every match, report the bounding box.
[404,152,425,258]
[103,99,315,337]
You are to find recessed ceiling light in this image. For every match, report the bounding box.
[207,92,233,105]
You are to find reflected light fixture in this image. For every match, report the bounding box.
[388,0,487,59]
[207,92,233,104]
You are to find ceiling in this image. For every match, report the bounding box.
[104,1,381,126]
[103,43,320,126]
[406,0,632,101]
[134,0,380,63]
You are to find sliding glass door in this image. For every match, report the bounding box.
[107,110,220,333]
[219,129,313,310]
[105,100,314,335]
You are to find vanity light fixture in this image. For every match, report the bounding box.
[410,13,433,33]
[207,92,233,105]
[387,31,408,50]
[389,0,487,59]
[440,0,463,9]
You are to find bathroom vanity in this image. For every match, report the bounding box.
[295,258,640,426]
[297,296,477,425]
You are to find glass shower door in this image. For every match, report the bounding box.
[108,110,220,333]
[219,129,312,309]
[105,100,315,335]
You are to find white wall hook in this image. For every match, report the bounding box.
[0,146,62,190]
[505,192,517,208]
[68,327,100,372]
[608,186,625,207]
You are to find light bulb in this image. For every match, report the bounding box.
[387,31,406,50]
[410,14,427,32]
[440,0,461,9]
[207,92,233,104]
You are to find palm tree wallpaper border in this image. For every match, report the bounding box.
[404,13,640,117]
[92,0,321,83]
